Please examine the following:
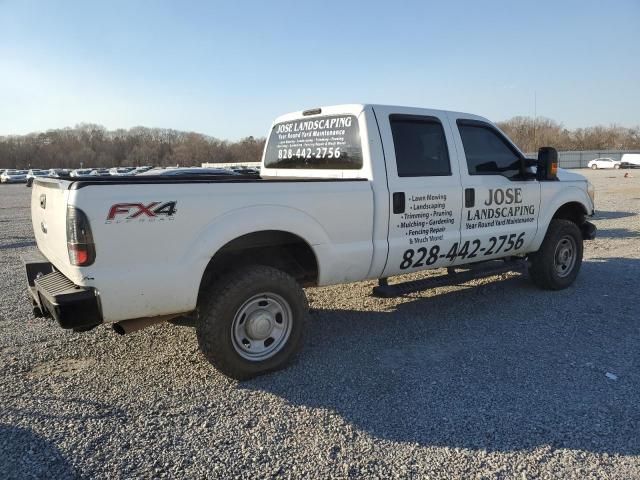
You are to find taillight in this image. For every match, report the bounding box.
[67,206,96,266]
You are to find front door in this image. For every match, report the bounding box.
[375,107,463,277]
[450,116,541,263]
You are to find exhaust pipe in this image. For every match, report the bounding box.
[113,314,179,335]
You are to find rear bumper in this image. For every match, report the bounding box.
[23,252,102,330]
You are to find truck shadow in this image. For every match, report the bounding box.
[242,257,640,455]
[593,210,636,220]
[0,240,37,250]
[595,228,640,239]
[0,424,79,479]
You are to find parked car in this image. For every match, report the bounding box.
[70,169,94,178]
[588,158,620,169]
[232,167,260,175]
[620,153,640,169]
[133,166,154,174]
[90,169,111,176]
[139,167,238,176]
[1,169,28,183]
[109,167,137,176]
[47,169,72,178]
[26,103,596,380]
[26,169,49,187]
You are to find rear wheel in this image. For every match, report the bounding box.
[614,164,620,169]
[591,164,598,170]
[528,219,583,290]
[196,265,308,380]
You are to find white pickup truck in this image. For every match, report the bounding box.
[25,104,596,379]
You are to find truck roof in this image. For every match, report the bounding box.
[271,104,490,125]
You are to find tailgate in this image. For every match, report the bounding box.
[31,178,72,272]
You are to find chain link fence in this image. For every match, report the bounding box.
[524,150,640,169]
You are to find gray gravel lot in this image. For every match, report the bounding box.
[1,169,639,479]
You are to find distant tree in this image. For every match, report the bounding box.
[0,125,266,169]
[497,117,640,152]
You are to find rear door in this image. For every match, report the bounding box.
[374,106,463,277]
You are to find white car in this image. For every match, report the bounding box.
[588,158,620,170]
[26,169,49,187]
[1,169,28,183]
[47,169,72,178]
[26,103,596,379]
[109,167,137,176]
[70,169,94,178]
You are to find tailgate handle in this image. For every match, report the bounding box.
[40,194,46,209]
[392,192,405,214]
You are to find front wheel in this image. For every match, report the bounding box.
[528,219,583,290]
[197,265,308,380]
[614,164,620,169]
[591,164,598,170]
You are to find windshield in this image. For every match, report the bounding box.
[263,114,363,169]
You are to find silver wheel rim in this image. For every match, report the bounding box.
[554,235,577,278]
[231,293,292,361]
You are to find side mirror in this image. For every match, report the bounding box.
[537,147,558,181]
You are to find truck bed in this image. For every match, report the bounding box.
[31,175,375,322]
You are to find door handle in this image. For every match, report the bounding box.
[464,188,475,208]
[393,192,405,214]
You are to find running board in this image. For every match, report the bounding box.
[372,259,527,298]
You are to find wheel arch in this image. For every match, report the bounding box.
[197,229,320,305]
[551,201,588,226]
[530,187,592,252]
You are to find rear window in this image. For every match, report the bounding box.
[264,115,363,169]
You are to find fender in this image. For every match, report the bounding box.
[174,205,334,311]
[529,185,592,251]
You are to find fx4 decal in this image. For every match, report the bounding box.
[106,201,177,223]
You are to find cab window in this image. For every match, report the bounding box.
[457,120,523,179]
[390,115,451,177]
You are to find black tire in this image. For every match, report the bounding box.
[196,265,308,380]
[591,164,597,170]
[528,219,583,290]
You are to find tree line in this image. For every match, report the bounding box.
[496,117,640,153]
[1,118,639,169]
[0,124,266,169]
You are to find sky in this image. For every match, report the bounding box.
[0,0,638,139]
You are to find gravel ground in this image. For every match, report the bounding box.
[1,169,639,479]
